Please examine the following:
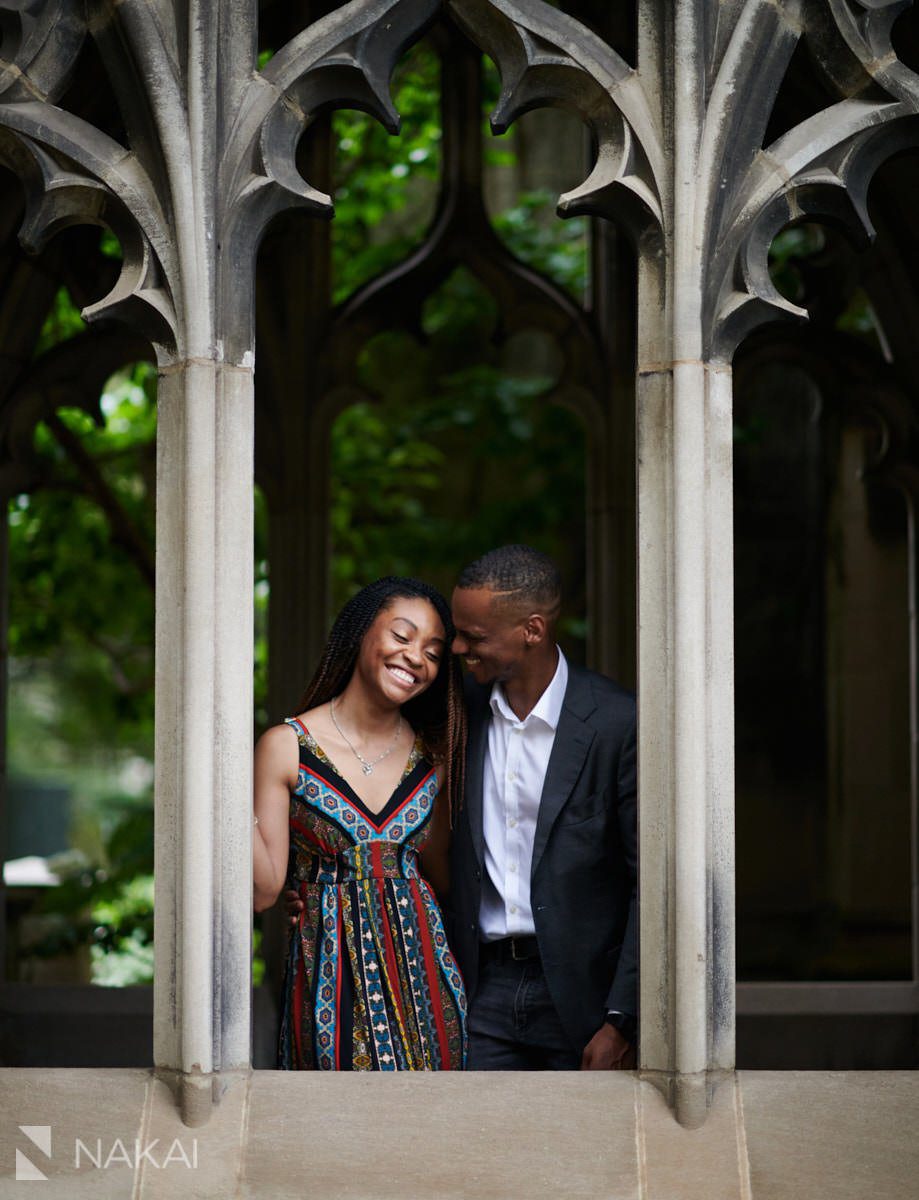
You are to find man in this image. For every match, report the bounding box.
[448,544,637,1070]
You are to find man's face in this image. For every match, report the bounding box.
[450,586,528,686]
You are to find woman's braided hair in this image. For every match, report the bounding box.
[297,577,466,820]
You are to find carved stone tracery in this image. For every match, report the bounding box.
[1,0,919,1126]
[2,2,916,363]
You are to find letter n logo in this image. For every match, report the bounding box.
[16,1126,52,1181]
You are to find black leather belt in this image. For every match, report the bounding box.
[480,935,540,963]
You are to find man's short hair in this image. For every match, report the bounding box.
[457,545,561,619]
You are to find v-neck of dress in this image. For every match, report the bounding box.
[291,718,425,825]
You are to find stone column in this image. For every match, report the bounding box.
[153,362,254,1124]
[1,0,446,1122]
[636,349,736,1126]
[634,2,736,1127]
[453,0,919,1126]
[633,0,919,1125]
[147,0,418,1118]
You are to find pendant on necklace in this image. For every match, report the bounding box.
[362,763,373,776]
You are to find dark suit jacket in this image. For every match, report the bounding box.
[447,665,637,1054]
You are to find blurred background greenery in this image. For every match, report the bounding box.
[6,42,588,987]
[7,38,888,991]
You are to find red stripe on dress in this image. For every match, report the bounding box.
[334,900,344,1071]
[410,876,451,1069]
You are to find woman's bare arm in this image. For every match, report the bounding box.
[253,724,297,912]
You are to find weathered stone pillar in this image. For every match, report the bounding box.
[454,0,919,1126]
[634,3,736,1127]
[636,349,736,1126]
[153,362,254,1123]
[1,0,440,1122]
[143,0,433,1121]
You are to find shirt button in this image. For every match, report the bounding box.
[508,819,517,828]
[509,905,518,915]
[508,863,517,873]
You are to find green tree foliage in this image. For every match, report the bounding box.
[8,341,160,983]
[9,40,590,981]
[22,807,154,982]
[9,364,156,762]
[327,43,589,633]
[330,44,442,303]
[331,274,588,637]
[22,801,263,987]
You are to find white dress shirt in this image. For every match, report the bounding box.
[479,649,568,940]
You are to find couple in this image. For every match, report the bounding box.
[252,545,637,1072]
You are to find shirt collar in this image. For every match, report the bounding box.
[489,648,569,730]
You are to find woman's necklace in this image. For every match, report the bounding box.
[330,697,403,776]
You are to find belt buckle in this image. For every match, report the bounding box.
[510,937,528,961]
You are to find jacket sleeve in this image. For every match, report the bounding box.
[605,711,638,1022]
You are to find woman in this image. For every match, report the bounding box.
[253,577,467,1070]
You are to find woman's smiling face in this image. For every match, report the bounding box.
[355,595,446,706]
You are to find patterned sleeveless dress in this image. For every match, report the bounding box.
[278,717,467,1070]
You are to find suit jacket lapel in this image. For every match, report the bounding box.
[530,672,596,879]
[464,686,490,866]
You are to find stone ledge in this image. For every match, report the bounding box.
[0,1069,916,1199]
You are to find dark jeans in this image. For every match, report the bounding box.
[466,951,580,1070]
